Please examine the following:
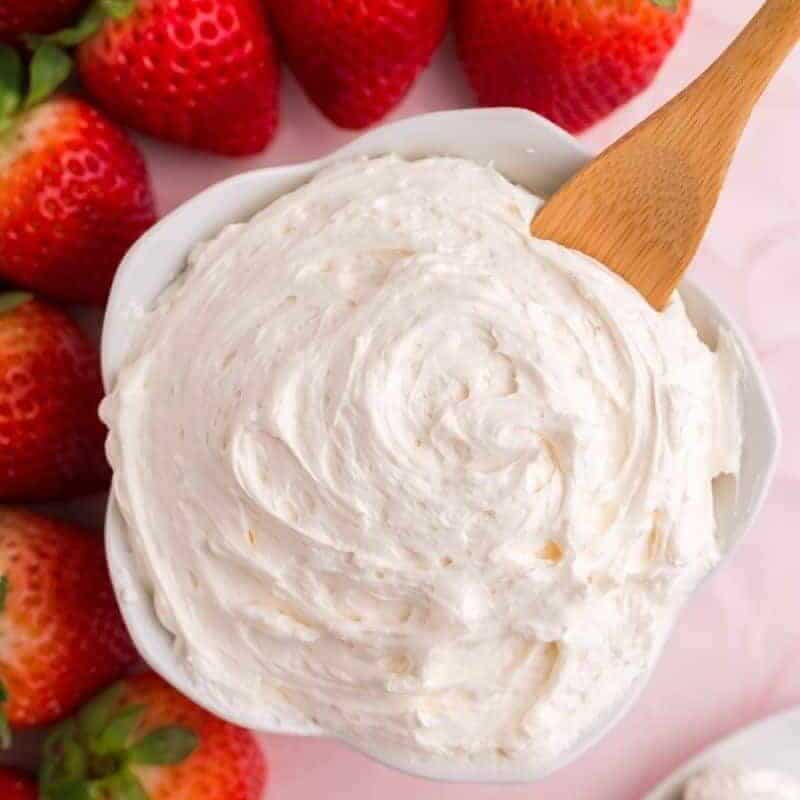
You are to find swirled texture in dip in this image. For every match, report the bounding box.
[103,156,741,777]
[685,767,800,799]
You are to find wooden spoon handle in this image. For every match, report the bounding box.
[531,0,799,311]
[680,0,800,143]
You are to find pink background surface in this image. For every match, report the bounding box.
[9,0,798,796]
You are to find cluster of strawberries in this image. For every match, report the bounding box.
[1,4,278,795]
[0,0,690,301]
[0,0,689,796]
[0,379,268,772]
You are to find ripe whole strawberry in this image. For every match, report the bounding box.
[455,0,690,133]
[74,0,280,156]
[0,0,85,43]
[271,0,449,129]
[0,768,36,800]
[0,95,156,304]
[40,673,268,800]
[0,294,110,502]
[0,509,138,734]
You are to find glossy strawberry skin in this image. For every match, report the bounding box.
[0,509,138,728]
[0,0,85,42]
[455,0,690,133]
[119,673,267,800]
[0,97,156,305]
[77,0,280,156]
[0,297,110,502]
[271,0,449,129]
[0,768,37,800]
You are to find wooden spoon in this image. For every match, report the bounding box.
[530,0,800,310]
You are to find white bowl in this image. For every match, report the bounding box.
[101,108,780,784]
[643,706,800,799]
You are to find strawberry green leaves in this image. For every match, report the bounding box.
[128,727,198,765]
[101,0,137,20]
[0,575,9,749]
[0,293,33,316]
[2,0,137,129]
[25,45,72,109]
[650,0,679,10]
[26,4,108,49]
[93,705,146,755]
[0,47,24,123]
[40,681,198,800]
[27,0,137,50]
[0,43,71,133]
[104,770,149,800]
[40,719,89,799]
[77,682,125,742]
[0,683,10,750]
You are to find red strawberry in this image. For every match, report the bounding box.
[0,294,110,502]
[0,509,138,735]
[0,1,85,43]
[455,0,690,133]
[40,673,268,800]
[0,768,36,800]
[271,0,448,129]
[0,95,156,304]
[73,0,280,156]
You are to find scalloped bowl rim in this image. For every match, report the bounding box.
[101,108,780,784]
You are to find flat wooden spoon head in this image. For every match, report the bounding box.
[531,0,800,310]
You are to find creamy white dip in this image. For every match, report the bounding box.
[103,156,741,773]
[686,767,800,799]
